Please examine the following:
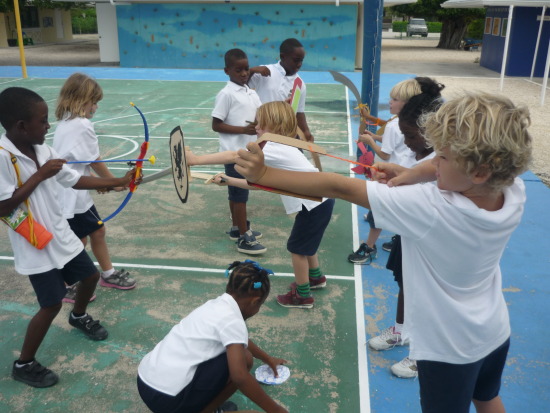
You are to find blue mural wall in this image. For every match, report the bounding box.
[116,3,358,71]
[480,6,550,76]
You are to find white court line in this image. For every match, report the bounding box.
[91,106,213,126]
[0,78,24,85]
[345,88,371,413]
[0,256,353,281]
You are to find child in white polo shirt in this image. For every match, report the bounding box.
[248,38,314,143]
[0,87,135,388]
[235,91,532,413]
[213,48,266,255]
[137,260,288,413]
[53,73,136,297]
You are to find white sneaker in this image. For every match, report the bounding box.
[368,326,408,351]
[391,357,418,379]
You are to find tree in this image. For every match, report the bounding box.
[0,0,74,12]
[391,0,486,50]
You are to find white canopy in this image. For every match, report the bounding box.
[442,0,550,7]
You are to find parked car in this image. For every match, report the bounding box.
[407,18,428,37]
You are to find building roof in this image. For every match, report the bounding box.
[442,0,550,8]
[56,0,416,5]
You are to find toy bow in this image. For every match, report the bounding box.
[99,102,149,224]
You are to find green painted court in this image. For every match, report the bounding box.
[2,67,548,413]
[0,73,368,412]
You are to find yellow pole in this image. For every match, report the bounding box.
[12,0,28,78]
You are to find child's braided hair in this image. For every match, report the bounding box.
[225,260,272,299]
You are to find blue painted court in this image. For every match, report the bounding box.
[0,65,548,413]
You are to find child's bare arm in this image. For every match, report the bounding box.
[90,160,126,192]
[0,159,65,216]
[226,344,288,413]
[186,149,237,166]
[90,159,115,178]
[248,339,288,378]
[212,117,256,135]
[73,168,135,190]
[213,174,254,190]
[358,132,390,161]
[236,142,371,209]
[249,66,271,77]
[374,159,436,187]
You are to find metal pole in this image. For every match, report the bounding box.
[500,5,514,91]
[540,37,550,106]
[12,0,28,78]
[361,0,383,118]
[531,6,546,80]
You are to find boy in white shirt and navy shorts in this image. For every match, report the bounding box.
[0,87,134,388]
[212,48,266,255]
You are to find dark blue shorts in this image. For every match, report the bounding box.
[385,235,403,287]
[137,351,230,413]
[365,210,379,230]
[287,199,335,256]
[417,338,510,413]
[224,164,249,203]
[67,205,104,239]
[28,250,98,308]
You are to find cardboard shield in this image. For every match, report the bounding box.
[169,126,189,203]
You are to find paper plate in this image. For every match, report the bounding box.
[255,364,290,385]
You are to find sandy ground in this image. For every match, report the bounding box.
[1,35,548,185]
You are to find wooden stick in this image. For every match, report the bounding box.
[257,133,327,155]
[297,127,323,171]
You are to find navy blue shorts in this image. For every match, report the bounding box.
[224,164,249,203]
[385,235,403,287]
[417,338,510,413]
[287,199,335,256]
[28,250,98,308]
[137,351,230,413]
[365,210,379,230]
[67,205,104,239]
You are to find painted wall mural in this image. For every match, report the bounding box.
[117,3,357,70]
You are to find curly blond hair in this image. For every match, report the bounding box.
[422,91,532,192]
[55,73,103,120]
[256,101,297,137]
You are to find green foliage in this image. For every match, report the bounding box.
[71,7,97,34]
[427,22,442,33]
[391,0,485,22]
[0,0,75,12]
[392,21,408,33]
[467,18,484,39]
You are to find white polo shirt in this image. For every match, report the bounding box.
[212,82,262,152]
[262,141,323,214]
[380,117,409,165]
[367,178,525,364]
[0,135,83,275]
[52,116,98,218]
[248,62,306,113]
[138,293,248,396]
